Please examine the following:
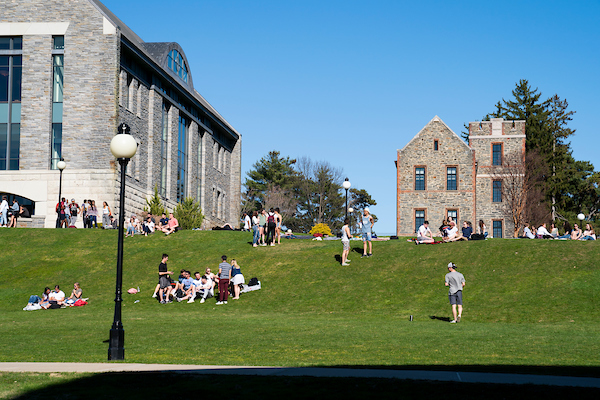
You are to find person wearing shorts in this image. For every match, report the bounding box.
[158,254,173,304]
[445,262,465,323]
[341,217,352,266]
[361,208,374,258]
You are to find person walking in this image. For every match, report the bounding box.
[445,262,465,323]
[361,208,374,258]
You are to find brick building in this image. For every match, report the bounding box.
[0,0,241,228]
[395,116,525,238]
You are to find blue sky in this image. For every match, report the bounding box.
[101,0,600,234]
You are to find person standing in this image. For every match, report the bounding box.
[243,212,251,232]
[361,208,374,258]
[341,217,352,266]
[445,262,465,323]
[251,211,260,247]
[0,195,9,227]
[157,254,173,304]
[266,208,276,246]
[216,255,232,305]
[275,207,282,244]
[102,201,112,229]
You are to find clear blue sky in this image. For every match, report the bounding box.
[102,0,600,234]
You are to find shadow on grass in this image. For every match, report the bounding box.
[10,367,600,400]
[430,315,452,322]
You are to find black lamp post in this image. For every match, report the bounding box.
[108,123,137,361]
[342,178,351,220]
[55,158,66,228]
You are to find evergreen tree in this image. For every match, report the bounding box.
[243,151,297,211]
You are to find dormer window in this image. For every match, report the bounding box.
[167,49,188,83]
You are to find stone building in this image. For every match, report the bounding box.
[395,116,525,238]
[0,0,241,228]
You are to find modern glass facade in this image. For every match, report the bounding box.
[0,37,22,170]
[160,101,169,197]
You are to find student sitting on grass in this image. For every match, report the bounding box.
[443,221,460,242]
[192,272,214,303]
[571,224,582,240]
[580,224,596,240]
[65,282,83,305]
[176,271,197,303]
[536,223,553,239]
[519,223,535,239]
[48,285,65,307]
[416,221,435,244]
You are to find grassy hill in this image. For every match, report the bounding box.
[1,228,599,373]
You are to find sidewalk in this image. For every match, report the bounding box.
[1,363,599,388]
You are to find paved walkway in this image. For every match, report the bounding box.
[1,363,599,388]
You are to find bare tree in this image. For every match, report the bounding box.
[263,184,297,222]
[490,150,549,237]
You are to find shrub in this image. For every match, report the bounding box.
[144,186,166,217]
[309,223,333,237]
[173,197,204,230]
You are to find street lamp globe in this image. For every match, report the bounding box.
[110,134,138,159]
[348,207,353,213]
[57,160,66,170]
[342,179,351,190]
[577,213,585,221]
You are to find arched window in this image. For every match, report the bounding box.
[167,49,188,83]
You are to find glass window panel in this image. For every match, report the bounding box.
[493,180,502,202]
[10,123,20,158]
[415,167,425,190]
[415,210,425,233]
[492,144,502,166]
[447,167,457,190]
[52,102,62,123]
[13,37,22,50]
[0,104,7,123]
[0,38,10,50]
[0,124,7,163]
[53,60,63,102]
[53,36,64,50]
[11,103,20,123]
[0,62,8,102]
[51,123,62,169]
[493,221,503,238]
[12,62,22,102]
[447,210,458,222]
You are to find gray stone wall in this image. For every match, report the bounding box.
[396,117,475,235]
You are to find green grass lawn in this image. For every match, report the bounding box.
[1,229,599,372]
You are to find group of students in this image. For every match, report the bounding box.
[55,198,105,228]
[249,208,283,247]
[153,254,245,305]
[126,212,179,237]
[0,195,30,227]
[24,283,85,310]
[521,221,596,240]
[415,218,487,244]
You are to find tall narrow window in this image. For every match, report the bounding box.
[196,133,202,202]
[434,140,439,151]
[447,167,457,190]
[492,143,502,166]
[415,167,425,190]
[167,49,188,83]
[0,37,22,170]
[160,102,169,197]
[50,36,64,169]
[493,220,503,238]
[415,210,425,233]
[176,115,188,202]
[447,209,458,223]
[493,180,502,202]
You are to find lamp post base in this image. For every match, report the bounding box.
[108,328,124,360]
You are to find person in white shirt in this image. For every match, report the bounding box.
[243,212,251,232]
[192,272,214,303]
[521,223,535,239]
[443,221,459,242]
[0,195,9,227]
[48,285,65,306]
[416,221,435,244]
[537,223,553,239]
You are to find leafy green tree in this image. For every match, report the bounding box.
[243,151,297,212]
[173,197,204,230]
[144,186,166,216]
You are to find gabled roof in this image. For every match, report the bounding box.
[397,115,471,154]
[88,0,239,139]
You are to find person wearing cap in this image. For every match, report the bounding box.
[361,208,375,258]
[68,199,79,227]
[445,262,465,323]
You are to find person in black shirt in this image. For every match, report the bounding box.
[157,254,173,304]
